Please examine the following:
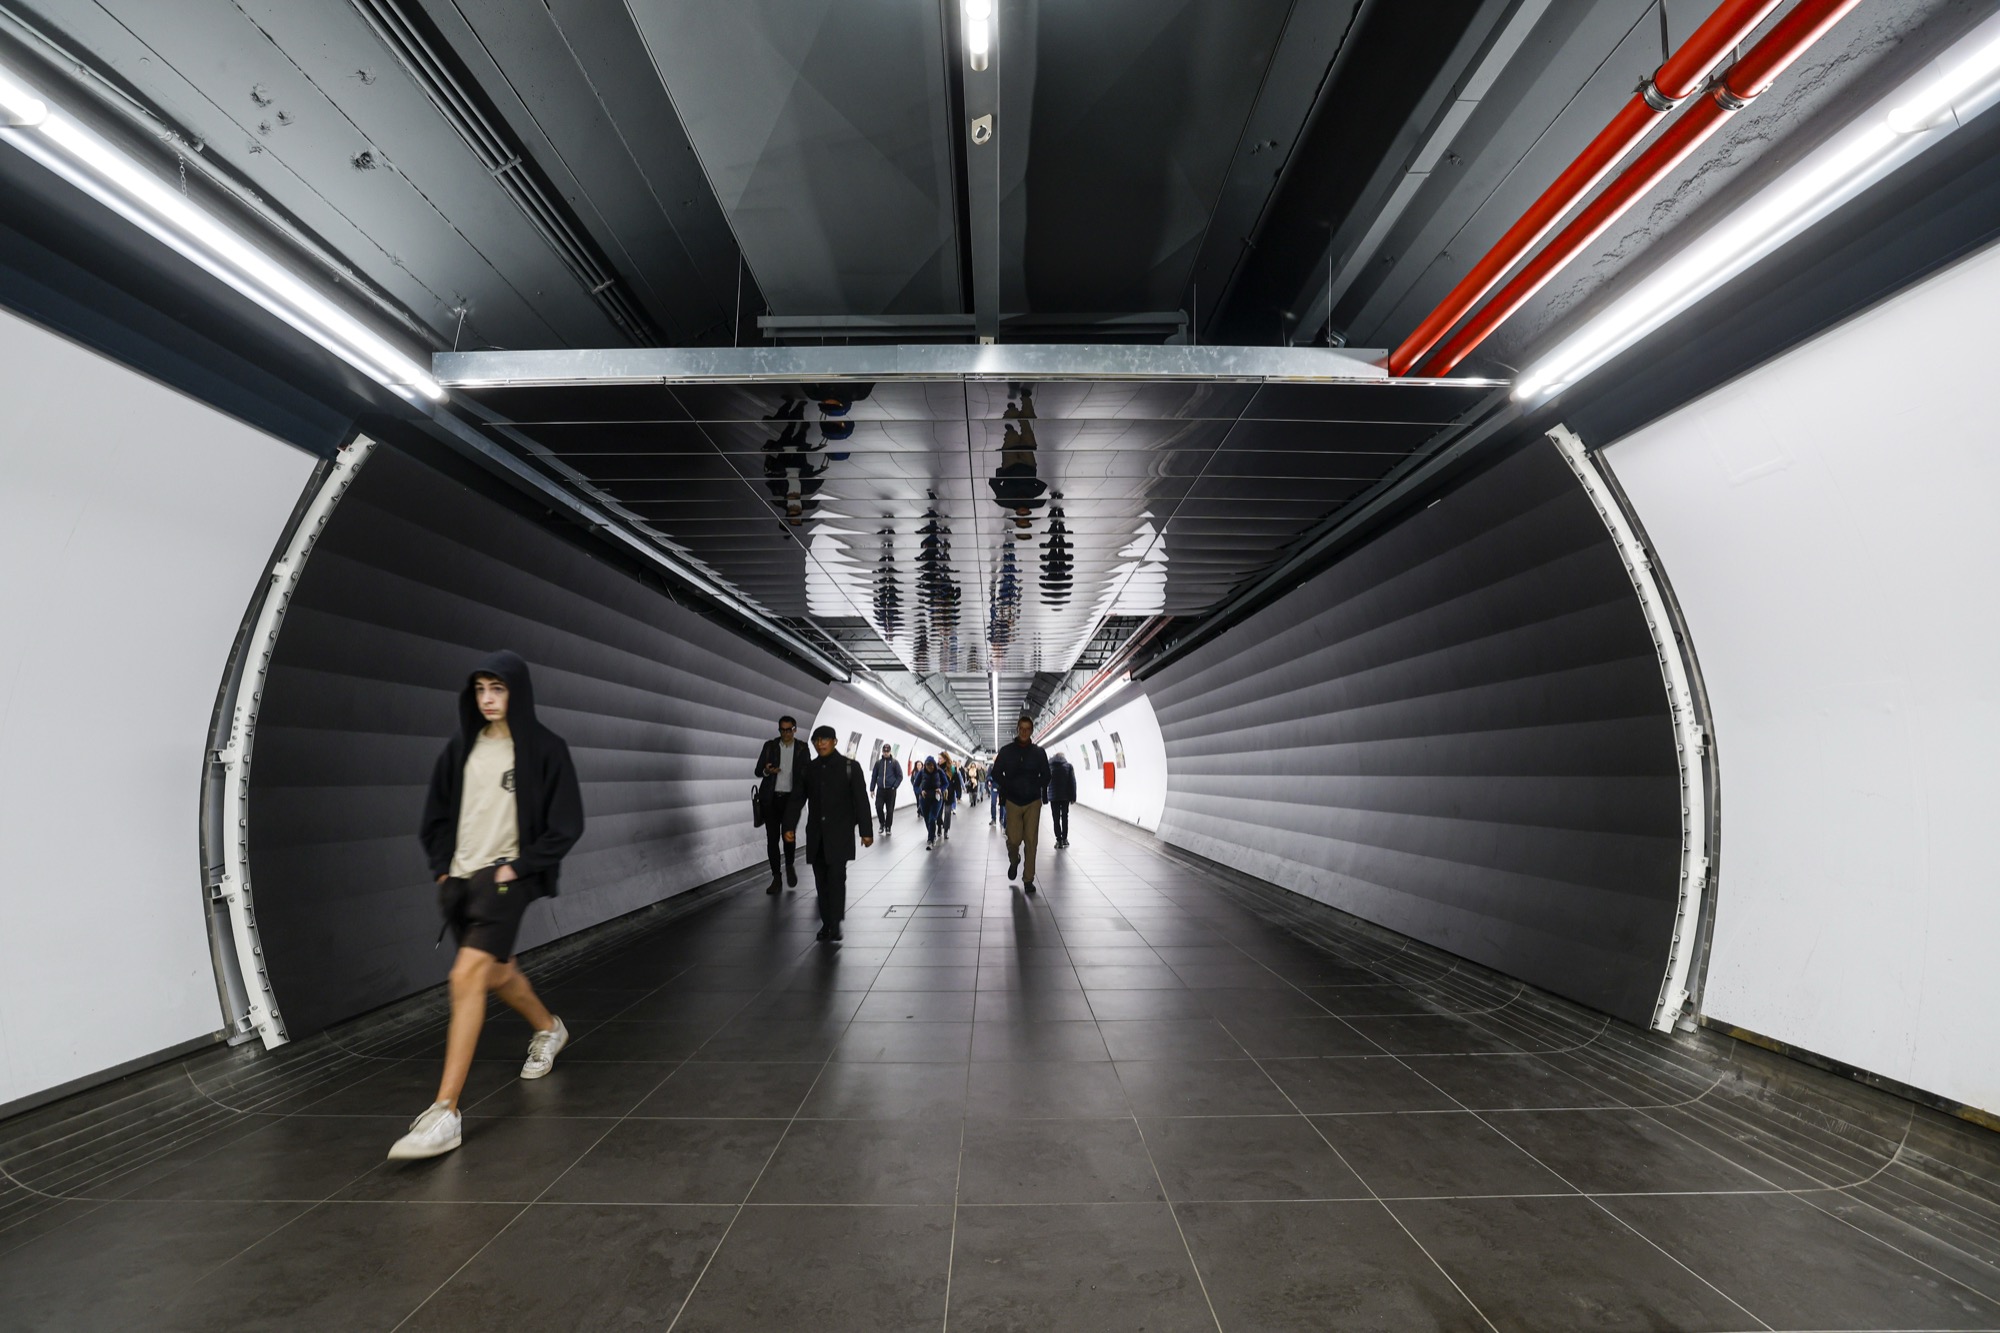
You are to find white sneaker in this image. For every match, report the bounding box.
[387,1101,461,1160]
[521,1017,569,1080]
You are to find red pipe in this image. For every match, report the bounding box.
[1416,0,1861,377]
[1385,0,1786,377]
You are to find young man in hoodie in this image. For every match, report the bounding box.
[390,650,585,1161]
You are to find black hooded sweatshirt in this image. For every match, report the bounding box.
[420,650,585,896]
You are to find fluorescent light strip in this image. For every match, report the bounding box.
[0,61,444,402]
[1516,13,2000,403]
[853,680,972,755]
[1042,674,1133,750]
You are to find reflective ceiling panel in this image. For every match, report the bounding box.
[455,357,1492,680]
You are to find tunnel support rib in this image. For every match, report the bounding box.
[1549,425,1711,1033]
[210,437,378,1050]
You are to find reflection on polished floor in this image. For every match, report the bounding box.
[5,808,1999,1331]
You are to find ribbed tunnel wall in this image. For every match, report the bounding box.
[1146,441,1684,1025]
[248,446,824,1036]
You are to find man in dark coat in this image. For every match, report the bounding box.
[990,715,1052,892]
[787,725,873,940]
[753,716,810,894]
[1047,749,1078,848]
[396,650,584,1161]
[869,742,902,834]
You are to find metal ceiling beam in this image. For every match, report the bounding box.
[435,342,1493,385]
[962,0,1002,339]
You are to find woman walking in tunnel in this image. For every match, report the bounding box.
[391,650,584,1161]
[939,751,964,841]
[915,755,947,849]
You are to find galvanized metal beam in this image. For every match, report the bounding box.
[434,342,1497,386]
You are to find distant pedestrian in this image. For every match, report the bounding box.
[392,651,583,1161]
[914,755,947,849]
[991,715,1051,893]
[1048,748,1077,849]
[938,751,963,840]
[754,716,809,894]
[869,743,902,834]
[788,725,872,941]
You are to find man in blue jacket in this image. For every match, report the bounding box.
[869,742,902,834]
[989,715,1052,893]
[394,651,584,1161]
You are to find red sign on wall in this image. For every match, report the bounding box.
[1103,761,1116,789]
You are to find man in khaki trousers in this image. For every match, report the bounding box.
[988,715,1051,894]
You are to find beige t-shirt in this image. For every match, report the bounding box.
[449,730,520,877]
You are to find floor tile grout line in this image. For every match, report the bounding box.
[939,1089,971,1331]
[1122,1100,1227,1331]
[1392,1051,1778,1331]
[1201,1014,1504,1333]
[663,884,921,1333]
[394,887,866,1333]
[1158,813,2000,1314]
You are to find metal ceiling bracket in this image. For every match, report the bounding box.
[1548,424,1712,1034]
[210,436,379,1050]
[433,342,1456,386]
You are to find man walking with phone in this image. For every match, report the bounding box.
[754,716,810,894]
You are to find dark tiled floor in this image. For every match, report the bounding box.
[5,807,2000,1330]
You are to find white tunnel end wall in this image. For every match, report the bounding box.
[0,304,319,1111]
[1600,234,2000,1120]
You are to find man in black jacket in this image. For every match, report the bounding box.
[990,715,1052,892]
[787,725,874,940]
[393,650,585,1161]
[754,716,810,894]
[1048,749,1078,848]
[869,742,902,834]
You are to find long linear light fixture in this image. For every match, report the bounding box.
[0,59,444,403]
[1041,674,1134,751]
[963,0,993,71]
[1515,13,2000,403]
[853,678,974,756]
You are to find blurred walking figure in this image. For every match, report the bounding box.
[788,725,872,942]
[754,716,809,894]
[991,715,1051,893]
[1048,748,1077,849]
[914,755,948,849]
[985,761,1001,826]
[392,651,583,1161]
[938,751,964,840]
[869,743,902,834]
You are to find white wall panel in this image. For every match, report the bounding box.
[1603,240,2000,1115]
[1052,692,1168,832]
[807,694,943,816]
[0,308,315,1108]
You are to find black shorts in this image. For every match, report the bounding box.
[439,868,538,961]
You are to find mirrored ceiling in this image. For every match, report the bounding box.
[453,359,1493,691]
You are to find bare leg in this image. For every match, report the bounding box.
[491,959,554,1032]
[436,946,498,1108]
